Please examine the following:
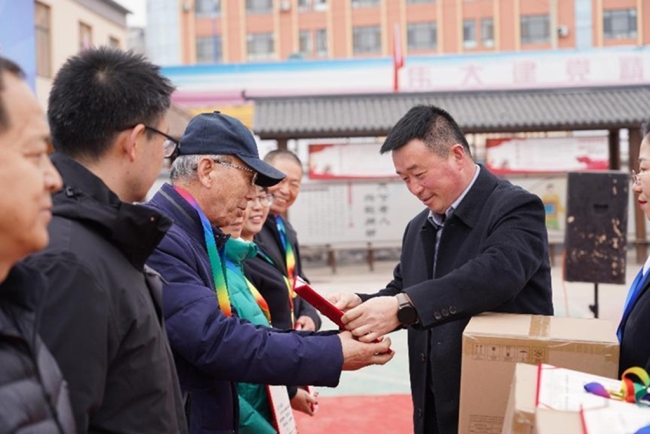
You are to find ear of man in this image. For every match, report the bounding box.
[196,157,217,188]
[119,124,147,163]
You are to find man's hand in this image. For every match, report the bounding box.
[328,292,362,312]
[338,331,394,370]
[295,315,317,331]
[342,296,400,343]
[290,387,319,416]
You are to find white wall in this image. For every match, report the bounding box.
[35,0,127,109]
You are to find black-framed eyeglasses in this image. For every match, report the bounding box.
[248,193,274,208]
[122,124,179,158]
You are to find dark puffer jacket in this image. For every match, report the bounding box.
[0,263,76,433]
[24,154,187,433]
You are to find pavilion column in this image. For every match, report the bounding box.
[629,127,647,264]
[276,138,288,151]
[608,129,621,170]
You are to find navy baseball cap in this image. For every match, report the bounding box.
[177,111,285,187]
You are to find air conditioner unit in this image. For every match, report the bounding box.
[557,25,570,38]
[279,1,291,12]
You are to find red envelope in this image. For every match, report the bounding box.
[293,276,346,329]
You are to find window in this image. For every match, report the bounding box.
[353,26,381,54]
[298,0,328,11]
[520,14,550,44]
[314,0,328,10]
[481,18,494,47]
[315,28,328,56]
[407,22,437,51]
[463,19,476,49]
[407,0,435,3]
[35,2,51,78]
[246,0,272,14]
[79,22,93,51]
[196,0,221,16]
[196,36,222,63]
[298,29,327,57]
[299,30,312,56]
[351,0,379,8]
[604,8,637,39]
[109,37,120,48]
[247,33,274,60]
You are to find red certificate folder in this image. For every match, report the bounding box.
[293,276,346,329]
[293,276,394,355]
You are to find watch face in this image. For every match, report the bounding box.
[398,305,417,325]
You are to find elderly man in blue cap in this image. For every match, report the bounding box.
[146,112,394,434]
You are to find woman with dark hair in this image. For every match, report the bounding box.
[618,123,650,376]
[242,186,319,416]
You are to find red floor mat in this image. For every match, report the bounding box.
[294,394,413,433]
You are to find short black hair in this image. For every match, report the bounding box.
[264,149,302,168]
[0,57,26,132]
[380,105,471,157]
[47,47,175,160]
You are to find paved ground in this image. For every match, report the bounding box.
[302,254,636,398]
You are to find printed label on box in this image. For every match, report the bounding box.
[468,414,503,434]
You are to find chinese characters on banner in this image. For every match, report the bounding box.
[290,181,422,245]
[362,184,392,239]
[403,52,647,91]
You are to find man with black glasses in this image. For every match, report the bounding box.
[23,47,187,433]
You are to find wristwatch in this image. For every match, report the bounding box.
[396,293,418,326]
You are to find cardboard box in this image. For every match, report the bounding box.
[502,363,538,434]
[504,363,622,434]
[533,364,650,434]
[458,313,619,434]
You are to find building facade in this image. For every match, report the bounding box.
[33,0,128,108]
[147,0,648,66]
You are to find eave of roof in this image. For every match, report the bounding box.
[251,85,650,139]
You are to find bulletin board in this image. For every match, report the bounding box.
[288,180,424,245]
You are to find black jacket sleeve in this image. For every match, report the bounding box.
[26,251,116,433]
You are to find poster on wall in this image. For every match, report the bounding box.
[289,181,424,245]
[0,0,36,89]
[511,176,568,232]
[308,143,398,179]
[486,136,609,174]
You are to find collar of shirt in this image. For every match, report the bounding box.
[427,164,480,228]
[643,254,650,276]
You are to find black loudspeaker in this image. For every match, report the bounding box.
[564,171,629,284]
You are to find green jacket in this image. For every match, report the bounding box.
[225,237,276,434]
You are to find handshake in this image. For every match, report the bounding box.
[332,293,400,371]
[294,277,397,371]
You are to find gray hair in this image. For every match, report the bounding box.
[170,154,228,183]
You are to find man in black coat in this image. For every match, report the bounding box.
[0,57,74,432]
[332,105,553,434]
[23,48,187,433]
[254,149,321,330]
